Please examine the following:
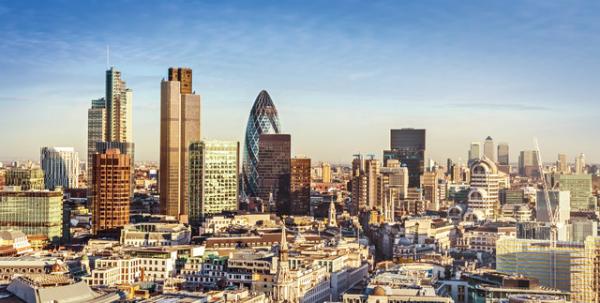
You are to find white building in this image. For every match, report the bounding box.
[40,147,80,189]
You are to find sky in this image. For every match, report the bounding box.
[0,0,599,164]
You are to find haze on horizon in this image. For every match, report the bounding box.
[0,1,599,164]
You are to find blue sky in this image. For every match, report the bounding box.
[0,1,599,164]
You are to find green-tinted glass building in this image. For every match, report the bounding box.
[559,174,595,211]
[189,141,239,225]
[0,189,63,243]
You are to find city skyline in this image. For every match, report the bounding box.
[1,1,600,163]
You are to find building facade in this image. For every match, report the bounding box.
[498,142,509,165]
[290,157,311,216]
[484,136,495,161]
[159,67,201,220]
[5,168,44,190]
[105,67,132,142]
[242,90,282,199]
[188,140,239,224]
[87,97,107,178]
[0,189,62,242]
[256,134,291,215]
[40,147,79,190]
[91,149,131,234]
[384,128,426,188]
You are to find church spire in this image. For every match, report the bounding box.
[328,199,337,228]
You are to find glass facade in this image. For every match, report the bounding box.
[242,90,281,198]
[189,141,239,225]
[0,190,63,243]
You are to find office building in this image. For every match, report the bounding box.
[468,142,481,165]
[351,155,367,215]
[159,67,201,220]
[484,136,495,161]
[466,158,501,220]
[384,128,426,188]
[422,169,442,211]
[519,150,540,178]
[242,90,282,198]
[559,174,595,211]
[188,140,239,225]
[105,67,132,142]
[321,162,331,183]
[87,97,107,178]
[90,149,131,234]
[365,158,380,208]
[95,141,135,196]
[0,189,62,242]
[40,147,79,190]
[575,153,586,174]
[498,142,509,165]
[5,168,44,190]
[256,134,291,215]
[290,157,311,216]
[557,154,568,174]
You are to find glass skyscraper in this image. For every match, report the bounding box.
[242,90,281,198]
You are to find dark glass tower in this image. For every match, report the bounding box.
[384,128,426,188]
[242,90,281,198]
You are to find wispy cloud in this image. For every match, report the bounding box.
[447,102,551,111]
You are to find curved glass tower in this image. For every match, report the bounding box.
[242,90,281,198]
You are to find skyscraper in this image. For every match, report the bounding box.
[468,142,481,165]
[87,98,107,178]
[365,158,380,209]
[519,150,539,178]
[559,174,595,211]
[383,128,425,188]
[290,157,311,216]
[242,90,281,198]
[467,158,501,219]
[40,147,80,190]
[159,67,201,220]
[321,162,331,183]
[575,153,586,174]
[557,153,568,173]
[483,136,495,161]
[90,149,131,234]
[105,68,132,142]
[188,140,239,225]
[256,134,291,215]
[497,142,509,165]
[351,155,367,215]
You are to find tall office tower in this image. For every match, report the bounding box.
[351,155,367,214]
[583,237,600,303]
[188,141,239,225]
[377,161,408,221]
[536,190,571,241]
[422,170,442,211]
[497,142,509,165]
[557,153,568,173]
[95,141,135,196]
[159,67,201,220]
[483,136,495,161]
[321,162,331,183]
[256,134,291,215]
[466,158,501,220]
[446,158,453,175]
[364,158,380,209]
[575,153,586,174]
[105,68,133,142]
[40,147,80,190]
[383,128,425,188]
[87,98,107,178]
[0,188,63,242]
[242,90,281,198]
[90,149,131,234]
[290,157,311,216]
[518,150,540,178]
[559,174,595,211]
[468,142,481,165]
[5,168,45,190]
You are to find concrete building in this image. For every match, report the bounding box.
[557,154,568,174]
[5,168,44,190]
[40,147,79,190]
[468,142,481,165]
[575,153,585,174]
[256,134,291,215]
[90,149,131,234]
[466,158,502,220]
[188,140,239,225]
[6,274,119,303]
[105,67,133,143]
[120,222,191,247]
[519,150,540,178]
[290,157,311,216]
[364,158,380,209]
[0,189,62,243]
[160,67,201,221]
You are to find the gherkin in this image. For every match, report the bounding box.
[242,90,281,198]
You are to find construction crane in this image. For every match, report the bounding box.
[534,138,560,247]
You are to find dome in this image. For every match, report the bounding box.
[470,158,498,174]
[372,286,386,296]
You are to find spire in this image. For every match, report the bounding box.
[280,220,288,260]
[328,199,337,227]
